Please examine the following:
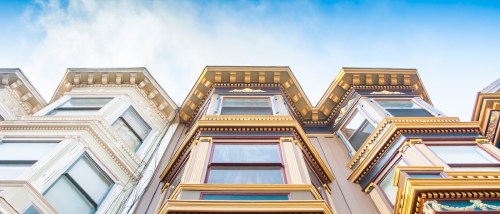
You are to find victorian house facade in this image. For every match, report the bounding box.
[0,66,499,214]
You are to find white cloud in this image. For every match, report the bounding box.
[1,0,498,120]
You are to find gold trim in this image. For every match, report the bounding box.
[169,184,323,200]
[347,119,478,183]
[393,166,444,186]
[159,200,334,214]
[394,178,500,214]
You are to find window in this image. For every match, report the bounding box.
[44,154,113,214]
[49,98,112,115]
[428,145,500,169]
[379,160,407,205]
[206,144,284,184]
[0,141,58,179]
[220,97,273,115]
[340,111,375,152]
[112,107,151,151]
[201,194,288,200]
[377,100,433,117]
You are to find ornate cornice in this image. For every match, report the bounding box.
[179,67,313,123]
[180,67,433,127]
[0,69,47,115]
[50,68,177,122]
[471,89,500,146]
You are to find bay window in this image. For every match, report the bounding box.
[0,141,58,179]
[206,143,284,184]
[44,154,113,213]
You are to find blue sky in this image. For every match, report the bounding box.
[0,0,499,121]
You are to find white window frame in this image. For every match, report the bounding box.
[372,97,443,117]
[0,140,60,180]
[42,152,115,213]
[210,95,289,116]
[106,97,154,157]
[36,95,115,116]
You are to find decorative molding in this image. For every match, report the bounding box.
[159,200,333,214]
[229,88,266,93]
[160,121,335,185]
[347,119,479,183]
[169,184,323,200]
[370,90,405,95]
[0,120,141,179]
[423,199,500,213]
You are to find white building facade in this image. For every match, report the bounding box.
[0,68,177,214]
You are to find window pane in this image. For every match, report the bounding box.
[429,146,498,164]
[377,100,434,117]
[202,194,288,200]
[60,98,112,108]
[0,164,31,179]
[121,108,151,140]
[67,156,112,203]
[48,109,100,116]
[220,107,273,115]
[386,109,434,117]
[377,100,420,109]
[348,120,375,151]
[113,118,141,149]
[212,144,281,163]
[379,161,407,205]
[44,176,94,214]
[23,205,41,214]
[0,142,58,161]
[208,167,284,184]
[223,98,271,107]
[220,97,273,115]
[341,112,366,139]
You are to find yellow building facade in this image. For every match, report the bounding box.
[135,67,500,214]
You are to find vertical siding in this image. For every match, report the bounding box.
[309,135,380,214]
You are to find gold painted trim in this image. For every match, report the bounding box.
[159,200,334,214]
[394,178,500,214]
[169,184,323,200]
[347,119,479,183]
[393,166,444,186]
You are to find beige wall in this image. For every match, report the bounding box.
[308,135,379,214]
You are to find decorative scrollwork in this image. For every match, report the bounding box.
[423,200,500,213]
[229,88,266,93]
